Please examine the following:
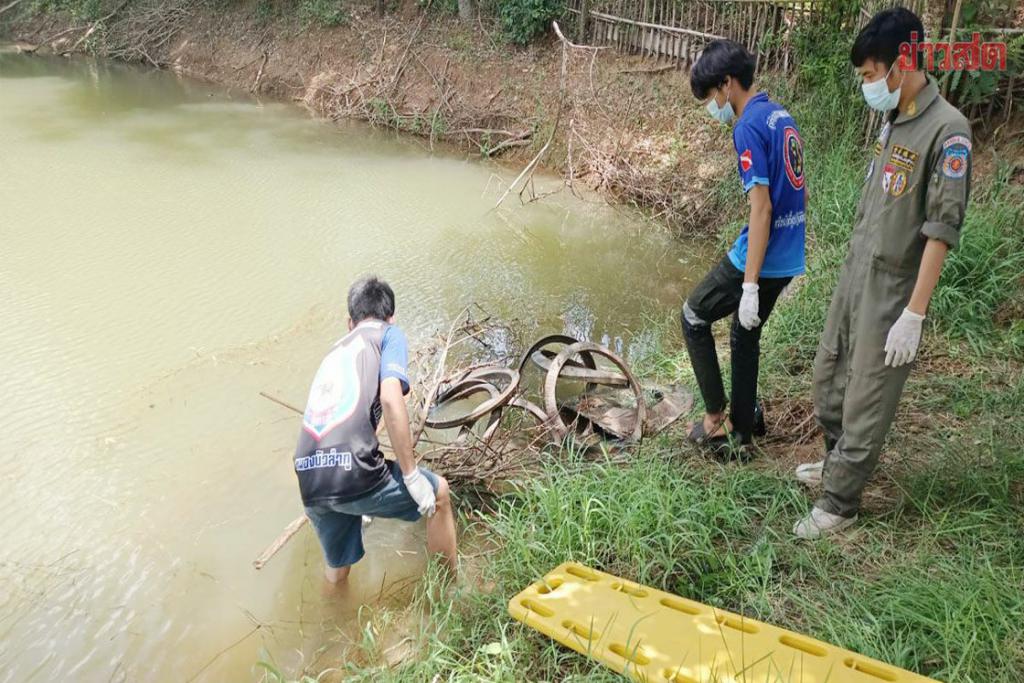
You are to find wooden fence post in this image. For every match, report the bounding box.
[578,0,591,42]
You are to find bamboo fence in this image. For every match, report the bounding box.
[565,0,927,73]
[563,0,1016,129]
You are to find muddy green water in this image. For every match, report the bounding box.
[0,54,710,681]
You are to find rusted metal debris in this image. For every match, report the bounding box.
[423,334,692,455]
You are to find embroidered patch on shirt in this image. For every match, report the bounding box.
[942,135,972,152]
[765,108,793,130]
[940,134,971,180]
[889,170,908,197]
[881,163,895,194]
[783,127,805,190]
[739,149,753,172]
[943,147,969,178]
[877,121,892,150]
[888,145,919,172]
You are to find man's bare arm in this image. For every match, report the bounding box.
[907,238,949,315]
[380,377,417,476]
[743,183,773,283]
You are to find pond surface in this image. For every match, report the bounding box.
[0,53,710,681]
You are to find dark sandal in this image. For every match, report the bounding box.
[687,418,728,443]
[686,420,710,443]
[689,419,742,455]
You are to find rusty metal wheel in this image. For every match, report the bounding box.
[542,342,646,444]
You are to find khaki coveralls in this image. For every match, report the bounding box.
[813,77,971,517]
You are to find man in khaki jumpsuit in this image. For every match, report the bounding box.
[793,8,972,538]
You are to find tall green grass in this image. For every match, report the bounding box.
[279,441,1022,682]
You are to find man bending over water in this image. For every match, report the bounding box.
[293,276,457,583]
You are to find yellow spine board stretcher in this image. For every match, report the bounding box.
[508,562,941,683]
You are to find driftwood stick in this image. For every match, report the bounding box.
[250,50,269,95]
[258,391,303,415]
[252,514,308,570]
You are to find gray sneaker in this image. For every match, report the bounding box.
[795,460,824,486]
[793,506,858,539]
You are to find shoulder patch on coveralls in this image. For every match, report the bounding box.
[941,135,970,179]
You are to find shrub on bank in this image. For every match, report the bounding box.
[496,0,564,45]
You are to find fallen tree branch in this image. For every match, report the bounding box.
[492,21,572,209]
[251,514,308,571]
[615,63,676,75]
[0,0,25,17]
[250,50,269,95]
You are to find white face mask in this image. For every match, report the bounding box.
[861,61,903,112]
[706,86,735,124]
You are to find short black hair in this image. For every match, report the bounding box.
[347,275,396,323]
[690,40,756,100]
[851,8,925,70]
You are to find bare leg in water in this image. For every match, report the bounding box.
[323,476,457,584]
[426,477,457,573]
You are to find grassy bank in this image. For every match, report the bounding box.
[253,29,1024,683]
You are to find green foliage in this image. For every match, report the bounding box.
[929,159,1024,355]
[944,34,1024,107]
[298,0,347,27]
[496,0,563,46]
[253,0,277,24]
[29,0,106,21]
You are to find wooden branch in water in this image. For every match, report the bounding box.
[252,514,308,570]
[258,391,303,415]
[250,50,269,95]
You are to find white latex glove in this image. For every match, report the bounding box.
[884,307,925,367]
[403,468,436,517]
[738,282,761,330]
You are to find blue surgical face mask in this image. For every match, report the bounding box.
[706,89,735,124]
[861,61,903,112]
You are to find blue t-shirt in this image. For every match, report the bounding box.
[380,325,410,394]
[727,92,806,278]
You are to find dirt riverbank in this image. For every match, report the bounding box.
[3,1,734,232]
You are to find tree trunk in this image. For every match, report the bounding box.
[376,0,385,17]
[457,0,475,23]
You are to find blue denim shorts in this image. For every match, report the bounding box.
[305,461,440,568]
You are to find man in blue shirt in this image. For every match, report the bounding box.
[683,40,806,454]
[295,276,457,583]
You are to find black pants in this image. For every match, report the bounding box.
[681,256,792,442]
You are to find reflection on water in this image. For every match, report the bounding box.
[0,53,712,681]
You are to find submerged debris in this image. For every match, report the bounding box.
[416,325,692,484]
